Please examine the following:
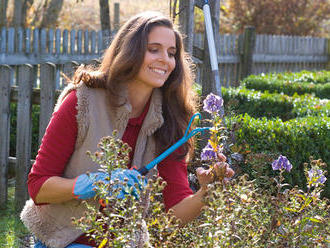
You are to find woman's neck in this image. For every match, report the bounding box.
[127,83,153,118]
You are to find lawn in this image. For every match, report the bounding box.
[0,178,31,248]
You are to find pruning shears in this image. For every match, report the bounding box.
[137,113,211,176]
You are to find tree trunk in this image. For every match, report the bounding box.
[99,0,111,31]
[0,0,8,27]
[13,0,25,27]
[39,0,64,28]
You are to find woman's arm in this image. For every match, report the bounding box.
[28,91,78,204]
[35,176,76,204]
[171,154,234,225]
[170,185,207,225]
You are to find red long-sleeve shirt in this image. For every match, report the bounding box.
[28,90,193,246]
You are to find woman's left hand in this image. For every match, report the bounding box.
[196,153,235,188]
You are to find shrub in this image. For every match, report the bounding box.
[242,71,330,99]
[222,87,330,121]
[227,113,330,197]
[74,128,329,247]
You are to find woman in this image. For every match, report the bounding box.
[21,11,234,248]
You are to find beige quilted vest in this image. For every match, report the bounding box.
[20,83,164,248]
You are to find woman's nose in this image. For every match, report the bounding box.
[158,51,170,63]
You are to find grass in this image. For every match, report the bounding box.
[0,178,30,248]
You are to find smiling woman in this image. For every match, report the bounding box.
[20,11,234,248]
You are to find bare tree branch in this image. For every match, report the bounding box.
[39,0,64,28]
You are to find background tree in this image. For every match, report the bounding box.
[221,0,330,37]
[99,0,111,31]
[38,0,64,28]
[0,0,8,27]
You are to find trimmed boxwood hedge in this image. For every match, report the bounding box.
[242,70,330,99]
[227,114,330,197]
[222,87,330,121]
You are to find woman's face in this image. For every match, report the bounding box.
[133,26,176,91]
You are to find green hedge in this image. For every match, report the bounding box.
[222,87,330,121]
[10,103,40,160]
[227,114,330,197]
[242,71,330,99]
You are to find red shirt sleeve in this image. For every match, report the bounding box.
[158,153,193,211]
[27,91,78,203]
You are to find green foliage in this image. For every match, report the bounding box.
[222,87,330,121]
[9,103,40,162]
[227,114,330,197]
[242,71,330,99]
[0,182,29,248]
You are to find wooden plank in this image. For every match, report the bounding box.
[84,30,89,54]
[55,29,61,54]
[8,157,35,178]
[61,29,68,54]
[25,28,31,54]
[7,28,14,53]
[39,63,56,144]
[70,29,76,54]
[0,65,13,206]
[16,28,23,53]
[33,28,39,54]
[48,29,54,54]
[77,30,82,54]
[97,30,103,54]
[91,31,96,54]
[15,64,34,212]
[10,86,61,104]
[40,28,47,54]
[0,27,6,53]
[0,53,101,65]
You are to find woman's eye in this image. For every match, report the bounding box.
[148,48,158,53]
[168,52,175,57]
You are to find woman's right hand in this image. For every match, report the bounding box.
[73,169,146,200]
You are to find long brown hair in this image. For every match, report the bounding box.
[73,11,197,159]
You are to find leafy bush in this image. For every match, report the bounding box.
[227,114,330,197]
[242,70,330,99]
[222,87,330,121]
[74,131,329,247]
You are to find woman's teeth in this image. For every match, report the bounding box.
[150,68,166,75]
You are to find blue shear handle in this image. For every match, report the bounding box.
[138,113,211,176]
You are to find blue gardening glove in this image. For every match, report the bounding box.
[73,169,146,200]
[73,172,108,200]
[111,168,147,199]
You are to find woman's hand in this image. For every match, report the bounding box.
[196,153,235,188]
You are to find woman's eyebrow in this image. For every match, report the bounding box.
[148,42,177,50]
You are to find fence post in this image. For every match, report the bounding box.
[0,65,13,208]
[39,63,56,145]
[15,64,34,212]
[179,0,194,55]
[239,26,256,81]
[199,0,220,96]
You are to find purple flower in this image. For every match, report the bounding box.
[203,93,223,114]
[201,142,217,161]
[271,155,292,172]
[308,169,327,186]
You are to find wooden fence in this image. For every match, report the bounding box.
[0,25,329,211]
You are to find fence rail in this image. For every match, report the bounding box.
[0,25,329,211]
